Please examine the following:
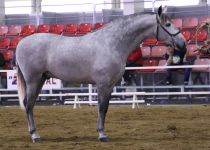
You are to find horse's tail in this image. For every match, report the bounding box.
[17,64,26,110]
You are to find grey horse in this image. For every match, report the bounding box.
[16,6,186,143]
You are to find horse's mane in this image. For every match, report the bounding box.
[111,12,156,24]
[107,11,170,26]
[92,11,171,33]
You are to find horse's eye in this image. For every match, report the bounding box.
[165,22,171,27]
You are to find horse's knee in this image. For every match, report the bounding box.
[23,96,33,112]
[25,97,36,112]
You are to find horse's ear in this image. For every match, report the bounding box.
[162,6,168,14]
[158,6,162,17]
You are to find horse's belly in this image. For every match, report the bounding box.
[50,68,94,84]
[63,75,94,84]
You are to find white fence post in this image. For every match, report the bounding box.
[73,95,78,109]
[88,84,93,105]
[132,94,137,109]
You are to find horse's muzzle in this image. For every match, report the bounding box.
[173,34,187,51]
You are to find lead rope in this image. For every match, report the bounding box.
[192,21,210,53]
[187,23,203,46]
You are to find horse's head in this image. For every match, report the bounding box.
[156,6,186,51]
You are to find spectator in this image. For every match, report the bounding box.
[11,52,16,69]
[0,51,6,88]
[165,44,191,85]
[0,51,5,68]
[196,40,210,54]
[123,47,143,85]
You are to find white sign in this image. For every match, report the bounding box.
[42,78,61,89]
[7,70,61,90]
[7,70,17,90]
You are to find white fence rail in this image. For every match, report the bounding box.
[1,91,210,108]
[0,64,210,108]
[125,64,210,70]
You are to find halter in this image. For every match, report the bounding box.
[156,15,181,48]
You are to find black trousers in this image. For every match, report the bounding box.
[123,61,137,84]
[166,64,191,83]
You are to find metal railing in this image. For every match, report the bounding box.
[0,64,210,107]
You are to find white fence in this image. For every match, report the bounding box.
[0,90,210,108]
[0,64,210,108]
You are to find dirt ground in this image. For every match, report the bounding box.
[0,105,210,150]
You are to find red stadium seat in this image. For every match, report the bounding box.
[190,29,208,42]
[137,60,158,73]
[141,46,151,58]
[7,25,22,36]
[127,47,143,66]
[155,59,167,73]
[181,30,191,41]
[77,23,92,34]
[182,17,198,29]
[0,38,10,49]
[192,58,210,72]
[49,24,65,34]
[63,23,78,35]
[151,46,167,58]
[187,44,199,57]
[143,37,157,45]
[9,37,23,49]
[1,50,14,62]
[0,25,8,36]
[37,24,50,33]
[171,18,182,29]
[21,25,36,36]
[94,22,106,30]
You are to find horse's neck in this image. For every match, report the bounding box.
[104,14,157,61]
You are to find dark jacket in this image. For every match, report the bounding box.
[127,48,143,66]
[0,52,5,67]
[165,48,186,65]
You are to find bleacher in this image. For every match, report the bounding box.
[0,16,209,68]
[0,16,210,80]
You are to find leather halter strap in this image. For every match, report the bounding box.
[156,15,181,42]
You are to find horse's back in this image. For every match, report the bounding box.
[16,33,70,53]
[16,33,77,64]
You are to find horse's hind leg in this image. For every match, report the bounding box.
[25,76,46,143]
[97,85,113,142]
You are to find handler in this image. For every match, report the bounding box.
[123,47,143,86]
[165,44,191,85]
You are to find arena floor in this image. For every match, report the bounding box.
[0,105,210,150]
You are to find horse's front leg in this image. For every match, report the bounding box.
[97,86,112,142]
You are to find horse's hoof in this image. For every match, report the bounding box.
[98,136,109,142]
[31,132,41,143]
[32,137,41,143]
